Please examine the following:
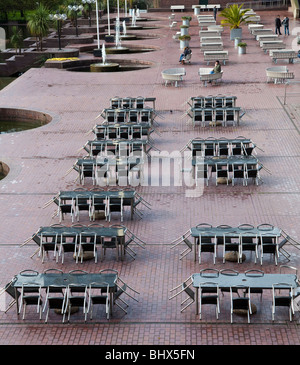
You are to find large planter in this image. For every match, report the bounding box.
[180,26,189,36]
[182,19,190,26]
[180,40,189,49]
[230,27,242,41]
[234,37,241,48]
[194,7,200,15]
[238,46,246,54]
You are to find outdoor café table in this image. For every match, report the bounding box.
[192,272,298,314]
[190,224,281,261]
[31,224,126,260]
[73,156,144,185]
[109,96,156,109]
[190,137,254,157]
[11,271,118,316]
[100,108,155,125]
[94,122,153,140]
[82,139,149,157]
[53,189,137,220]
[191,155,261,180]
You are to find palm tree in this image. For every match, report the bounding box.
[10,26,23,54]
[220,4,251,40]
[27,4,51,51]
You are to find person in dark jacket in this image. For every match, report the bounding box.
[275,15,282,35]
[282,16,289,36]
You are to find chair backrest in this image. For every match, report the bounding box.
[43,268,63,274]
[220,269,239,276]
[89,282,109,296]
[200,268,219,277]
[244,269,264,277]
[238,224,254,231]
[19,270,39,277]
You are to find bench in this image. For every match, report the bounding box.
[204,50,228,65]
[172,31,181,40]
[269,49,298,64]
[200,36,222,43]
[266,66,294,84]
[207,25,224,32]
[162,68,186,87]
[256,34,279,42]
[252,28,273,36]
[198,20,217,29]
[170,5,185,11]
[245,15,261,23]
[197,15,215,20]
[248,24,264,31]
[199,30,222,37]
[201,42,223,51]
[198,68,223,86]
[195,4,220,11]
[260,40,285,53]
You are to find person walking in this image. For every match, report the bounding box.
[282,16,289,36]
[213,6,217,21]
[275,15,282,35]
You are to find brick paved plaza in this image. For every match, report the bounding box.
[0,8,300,346]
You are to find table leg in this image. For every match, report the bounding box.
[14,287,19,315]
[195,287,199,314]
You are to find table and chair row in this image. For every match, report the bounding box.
[193,155,263,186]
[171,223,294,265]
[170,267,300,323]
[109,96,156,110]
[44,188,151,222]
[2,268,139,322]
[185,95,244,127]
[24,222,146,263]
[71,155,146,186]
[182,136,257,158]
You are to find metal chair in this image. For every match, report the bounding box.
[216,163,229,185]
[43,284,67,323]
[230,285,252,323]
[259,232,279,266]
[59,232,78,264]
[272,283,295,321]
[19,282,43,320]
[74,194,91,222]
[101,235,118,261]
[198,234,217,264]
[199,282,220,320]
[39,232,59,263]
[87,282,110,320]
[231,163,246,186]
[65,283,89,322]
[195,163,209,186]
[220,269,240,297]
[244,269,264,300]
[57,196,75,223]
[222,234,240,263]
[90,194,107,221]
[78,231,98,263]
[106,196,124,222]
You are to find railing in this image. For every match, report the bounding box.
[226,0,290,9]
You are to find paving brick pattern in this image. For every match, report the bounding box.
[0,10,299,345]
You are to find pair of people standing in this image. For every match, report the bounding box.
[275,15,289,36]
